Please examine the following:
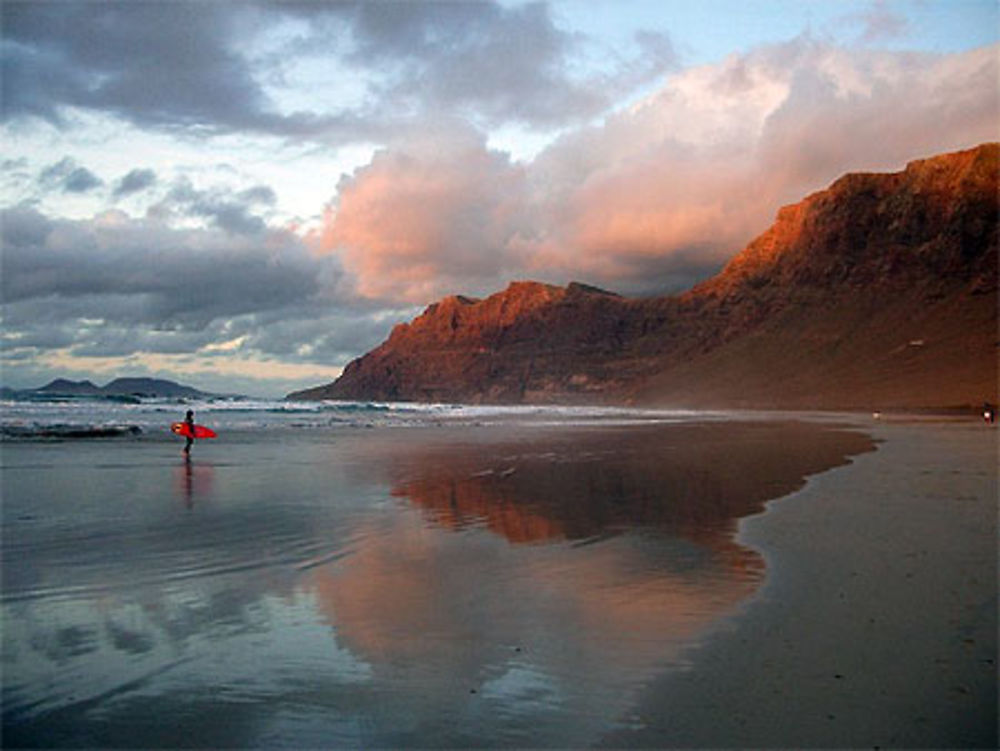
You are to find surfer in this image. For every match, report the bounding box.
[183,409,195,454]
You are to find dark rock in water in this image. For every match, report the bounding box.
[104,394,143,404]
[290,144,998,411]
[0,424,143,440]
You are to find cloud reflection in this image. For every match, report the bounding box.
[2,421,875,747]
[300,421,873,745]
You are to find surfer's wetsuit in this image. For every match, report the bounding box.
[183,411,195,454]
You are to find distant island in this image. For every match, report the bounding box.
[3,377,220,401]
[289,143,998,411]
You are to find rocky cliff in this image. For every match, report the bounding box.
[291,144,998,410]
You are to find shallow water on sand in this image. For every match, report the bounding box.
[1,420,873,748]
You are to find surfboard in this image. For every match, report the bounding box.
[171,422,217,439]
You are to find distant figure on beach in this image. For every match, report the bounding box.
[984,402,996,424]
[183,409,196,453]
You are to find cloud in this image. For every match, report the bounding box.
[0,206,336,322]
[65,167,103,193]
[319,39,999,301]
[37,157,74,185]
[2,6,995,391]
[0,202,421,388]
[336,1,677,131]
[1,1,268,130]
[1,1,674,141]
[843,0,910,44]
[113,168,157,198]
[237,185,277,206]
[38,157,103,194]
[318,125,531,302]
[347,1,606,128]
[153,178,277,236]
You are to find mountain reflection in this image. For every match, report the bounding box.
[387,421,869,549]
[3,420,875,749]
[298,421,874,746]
[306,508,763,747]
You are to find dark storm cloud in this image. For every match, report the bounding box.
[1,1,675,138]
[1,291,396,367]
[113,168,158,198]
[1,1,268,129]
[0,298,217,356]
[0,204,403,372]
[0,206,324,327]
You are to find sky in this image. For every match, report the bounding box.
[1,0,997,397]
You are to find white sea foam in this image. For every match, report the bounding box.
[0,396,725,439]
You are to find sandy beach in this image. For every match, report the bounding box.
[2,411,995,748]
[602,417,998,749]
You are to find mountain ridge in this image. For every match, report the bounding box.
[290,144,998,410]
[16,377,217,400]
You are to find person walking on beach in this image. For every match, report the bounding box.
[183,409,196,454]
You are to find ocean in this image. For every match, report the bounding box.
[1,396,874,747]
[0,395,725,438]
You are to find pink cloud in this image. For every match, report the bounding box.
[318,41,999,302]
[319,132,528,302]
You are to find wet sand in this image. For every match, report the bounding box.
[601,418,998,749]
[1,418,879,748]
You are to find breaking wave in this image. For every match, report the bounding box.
[0,396,723,440]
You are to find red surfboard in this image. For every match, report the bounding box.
[171,422,217,439]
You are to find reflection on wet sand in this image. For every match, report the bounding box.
[389,421,872,547]
[302,421,875,746]
[2,421,876,748]
[308,511,761,745]
[173,455,215,508]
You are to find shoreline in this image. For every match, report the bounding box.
[3,412,993,747]
[601,416,998,748]
[0,413,879,749]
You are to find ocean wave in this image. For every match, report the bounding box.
[0,398,728,437]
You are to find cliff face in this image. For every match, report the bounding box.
[291,144,998,409]
[294,281,655,403]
